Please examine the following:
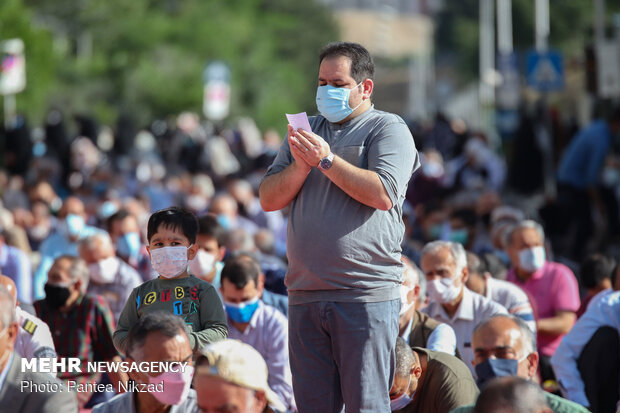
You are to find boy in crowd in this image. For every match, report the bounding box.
[113,207,228,354]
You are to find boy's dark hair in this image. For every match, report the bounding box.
[107,209,132,234]
[197,213,226,247]
[147,206,198,244]
[220,253,261,289]
[580,253,616,290]
[319,42,374,83]
[126,311,189,358]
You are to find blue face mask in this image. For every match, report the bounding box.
[224,297,260,323]
[475,358,519,389]
[390,374,414,411]
[449,228,469,245]
[315,82,364,123]
[63,214,85,238]
[117,232,141,261]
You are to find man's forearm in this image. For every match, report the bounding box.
[259,161,310,211]
[537,312,576,335]
[321,155,393,210]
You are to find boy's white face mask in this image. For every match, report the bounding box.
[150,246,191,278]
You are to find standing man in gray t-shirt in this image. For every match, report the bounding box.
[260,41,419,413]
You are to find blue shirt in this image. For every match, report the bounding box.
[0,245,32,304]
[33,225,106,300]
[557,120,612,189]
[227,300,295,412]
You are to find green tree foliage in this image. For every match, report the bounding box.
[0,0,56,123]
[13,0,338,129]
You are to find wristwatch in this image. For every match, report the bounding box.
[318,152,335,171]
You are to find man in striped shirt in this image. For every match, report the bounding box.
[35,255,126,409]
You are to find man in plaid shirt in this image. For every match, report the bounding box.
[35,255,127,408]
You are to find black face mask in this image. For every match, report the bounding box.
[44,284,71,309]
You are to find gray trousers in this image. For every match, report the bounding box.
[289,299,399,413]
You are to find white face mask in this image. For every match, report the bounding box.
[188,250,216,277]
[426,276,461,304]
[399,284,416,316]
[518,246,546,273]
[88,256,120,284]
[150,246,191,279]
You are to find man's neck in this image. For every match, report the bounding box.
[441,287,464,319]
[413,349,428,396]
[337,100,372,124]
[60,292,82,313]
[399,309,415,336]
[136,390,170,413]
[231,320,250,334]
[515,267,534,282]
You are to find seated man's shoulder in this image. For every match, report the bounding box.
[372,109,407,125]
[262,302,288,326]
[471,291,507,315]
[9,362,77,411]
[546,261,576,278]
[545,392,590,413]
[449,405,474,413]
[425,348,473,377]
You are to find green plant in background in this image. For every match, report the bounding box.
[5,0,337,131]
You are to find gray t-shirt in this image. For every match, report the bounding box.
[264,106,419,304]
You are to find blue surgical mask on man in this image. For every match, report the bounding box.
[475,356,525,389]
[224,297,260,323]
[518,246,546,273]
[390,374,415,411]
[316,82,364,123]
[117,232,141,261]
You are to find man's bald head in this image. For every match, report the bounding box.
[0,275,17,307]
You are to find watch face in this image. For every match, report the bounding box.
[320,157,332,170]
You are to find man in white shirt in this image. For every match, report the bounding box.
[465,252,536,334]
[399,258,457,356]
[0,275,57,361]
[420,241,507,375]
[78,233,142,323]
[551,291,620,412]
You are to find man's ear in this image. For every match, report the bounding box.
[257,273,266,295]
[362,78,374,100]
[6,322,18,349]
[218,246,227,262]
[411,285,421,304]
[413,365,422,379]
[526,352,539,379]
[461,266,469,284]
[254,389,268,411]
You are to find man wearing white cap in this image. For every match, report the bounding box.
[195,339,287,413]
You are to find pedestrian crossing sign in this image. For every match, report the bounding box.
[526,50,564,92]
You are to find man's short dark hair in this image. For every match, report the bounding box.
[394,337,416,378]
[319,42,374,83]
[147,206,198,244]
[126,311,189,358]
[197,213,226,247]
[580,253,616,290]
[467,251,485,278]
[220,254,261,289]
[107,209,132,234]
